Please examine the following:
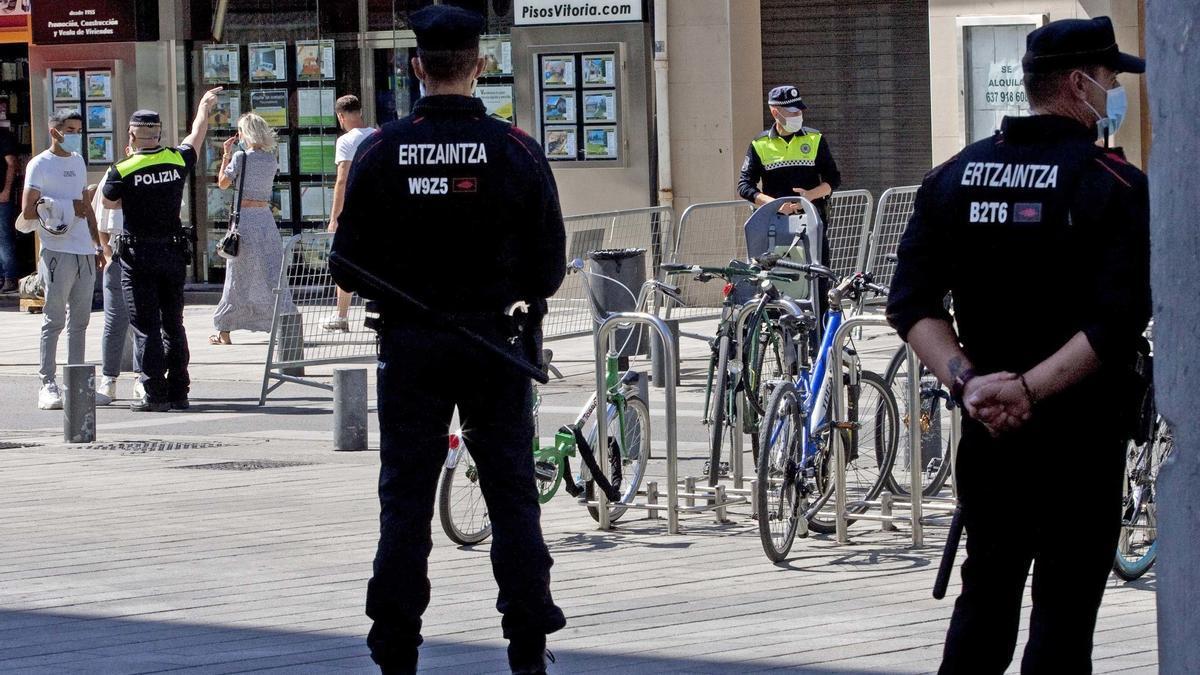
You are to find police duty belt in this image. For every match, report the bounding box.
[328,251,550,384]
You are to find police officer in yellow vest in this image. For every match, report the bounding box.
[102,91,221,411]
[739,85,841,316]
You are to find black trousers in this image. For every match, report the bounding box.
[119,245,190,402]
[940,404,1125,674]
[365,322,565,669]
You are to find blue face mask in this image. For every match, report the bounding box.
[1081,72,1127,140]
[60,132,83,154]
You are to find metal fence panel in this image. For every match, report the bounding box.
[864,185,920,292]
[665,200,753,320]
[260,231,375,404]
[826,189,874,278]
[544,206,673,340]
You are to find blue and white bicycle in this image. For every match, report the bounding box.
[752,258,899,561]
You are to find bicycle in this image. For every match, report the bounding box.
[659,261,801,493]
[753,259,899,561]
[1114,413,1172,580]
[438,261,682,545]
[882,346,955,497]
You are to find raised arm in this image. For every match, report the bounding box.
[182,87,224,150]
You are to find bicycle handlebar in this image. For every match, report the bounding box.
[758,254,838,282]
[659,262,799,283]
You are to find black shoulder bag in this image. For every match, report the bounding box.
[216,151,246,259]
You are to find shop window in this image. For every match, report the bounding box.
[959,16,1044,144]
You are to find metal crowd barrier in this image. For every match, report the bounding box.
[665,192,875,323]
[259,231,374,405]
[828,316,959,546]
[544,206,673,340]
[665,201,753,322]
[826,189,874,279]
[862,185,920,302]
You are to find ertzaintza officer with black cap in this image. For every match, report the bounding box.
[102,89,222,412]
[887,16,1149,673]
[329,5,566,674]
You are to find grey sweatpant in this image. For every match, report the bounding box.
[39,249,95,384]
[101,259,138,378]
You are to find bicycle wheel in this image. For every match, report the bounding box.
[806,371,899,534]
[756,381,803,562]
[586,395,652,523]
[706,334,733,488]
[746,316,791,417]
[884,346,953,497]
[1113,416,1172,580]
[438,443,493,546]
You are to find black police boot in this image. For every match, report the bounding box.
[130,397,171,412]
[508,634,554,674]
[170,398,190,411]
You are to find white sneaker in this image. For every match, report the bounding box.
[38,382,63,410]
[323,317,349,332]
[132,376,146,401]
[95,376,117,406]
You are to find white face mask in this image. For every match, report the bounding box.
[778,113,804,134]
[1080,72,1127,141]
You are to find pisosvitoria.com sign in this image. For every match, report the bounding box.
[514,0,643,25]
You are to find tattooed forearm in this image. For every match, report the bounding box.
[948,356,969,381]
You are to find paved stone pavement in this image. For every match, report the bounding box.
[0,306,1159,673]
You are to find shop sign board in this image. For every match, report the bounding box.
[514,0,644,26]
[33,1,140,44]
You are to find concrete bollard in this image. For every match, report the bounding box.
[333,367,368,451]
[650,318,680,388]
[63,364,96,443]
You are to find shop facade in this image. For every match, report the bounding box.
[16,1,1148,285]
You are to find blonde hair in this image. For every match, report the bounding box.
[236,112,277,152]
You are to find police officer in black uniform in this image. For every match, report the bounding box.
[887,17,1149,673]
[739,85,841,318]
[102,90,221,412]
[328,6,566,674]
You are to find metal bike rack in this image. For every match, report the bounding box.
[592,312,681,533]
[829,316,959,547]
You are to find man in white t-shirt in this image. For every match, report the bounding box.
[323,95,375,332]
[22,110,103,410]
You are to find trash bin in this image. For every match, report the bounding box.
[585,248,648,358]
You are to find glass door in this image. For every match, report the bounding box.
[371,44,418,124]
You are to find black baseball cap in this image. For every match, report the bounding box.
[1021,16,1145,74]
[767,85,806,111]
[409,5,484,51]
[129,110,162,127]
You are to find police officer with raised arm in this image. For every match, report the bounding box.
[886,17,1149,673]
[102,89,222,412]
[328,6,566,674]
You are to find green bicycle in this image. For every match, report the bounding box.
[438,265,680,544]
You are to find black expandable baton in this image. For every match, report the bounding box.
[933,503,965,600]
[328,251,549,385]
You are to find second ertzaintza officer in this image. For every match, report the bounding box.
[329,6,567,675]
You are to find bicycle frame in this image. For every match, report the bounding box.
[445,352,634,505]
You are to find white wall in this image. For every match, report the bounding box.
[928,0,1145,167]
[666,0,763,213]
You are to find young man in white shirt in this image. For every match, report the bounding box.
[22,110,103,410]
[322,95,375,332]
